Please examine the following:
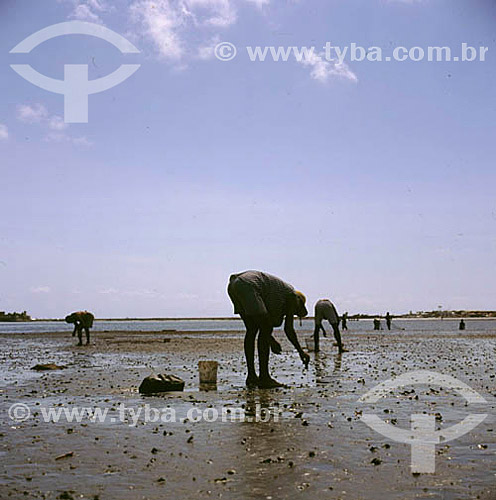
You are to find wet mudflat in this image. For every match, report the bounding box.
[0,327,495,499]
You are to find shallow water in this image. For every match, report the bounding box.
[1,325,495,499]
[1,317,495,335]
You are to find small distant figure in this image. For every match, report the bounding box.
[373,318,381,330]
[341,312,349,330]
[65,311,94,346]
[314,299,346,353]
[227,271,309,389]
[385,312,392,330]
[459,319,466,331]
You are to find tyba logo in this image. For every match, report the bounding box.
[358,370,488,473]
[10,21,141,123]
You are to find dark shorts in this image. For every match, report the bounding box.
[228,275,268,317]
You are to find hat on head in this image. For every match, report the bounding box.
[294,290,306,305]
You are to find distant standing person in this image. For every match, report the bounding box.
[459,319,466,331]
[65,311,94,346]
[385,312,392,330]
[227,271,310,389]
[314,299,346,353]
[373,318,381,330]
[341,312,349,331]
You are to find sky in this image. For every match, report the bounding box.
[0,0,495,318]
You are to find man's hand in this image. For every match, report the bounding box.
[300,351,310,368]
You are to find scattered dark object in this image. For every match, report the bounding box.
[139,374,185,394]
[32,363,65,371]
[58,492,75,500]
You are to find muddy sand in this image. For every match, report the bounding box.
[1,329,495,499]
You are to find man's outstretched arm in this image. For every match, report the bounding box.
[284,314,309,367]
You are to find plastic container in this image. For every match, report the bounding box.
[198,360,218,384]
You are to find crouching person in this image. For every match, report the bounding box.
[228,270,310,389]
[65,311,94,346]
[314,299,346,353]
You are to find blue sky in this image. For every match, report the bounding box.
[0,0,495,318]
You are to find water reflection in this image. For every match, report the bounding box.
[315,351,342,384]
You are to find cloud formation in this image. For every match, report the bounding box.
[129,0,265,61]
[0,124,8,141]
[61,0,109,23]
[17,103,91,146]
[17,103,49,124]
[298,51,358,83]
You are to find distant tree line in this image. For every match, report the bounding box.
[0,311,32,322]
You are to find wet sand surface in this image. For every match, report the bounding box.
[1,329,495,500]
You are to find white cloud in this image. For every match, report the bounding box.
[0,124,8,141]
[60,0,109,23]
[72,136,93,147]
[298,51,358,83]
[48,115,68,131]
[17,104,48,123]
[17,103,90,146]
[197,35,220,60]
[245,0,269,8]
[129,0,265,61]
[130,0,187,60]
[30,286,51,294]
[70,3,102,21]
[188,0,237,27]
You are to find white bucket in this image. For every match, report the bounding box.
[305,336,315,352]
[198,360,218,384]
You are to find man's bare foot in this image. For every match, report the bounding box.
[258,377,286,389]
[338,347,349,353]
[246,375,259,388]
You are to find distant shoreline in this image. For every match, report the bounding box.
[7,315,496,322]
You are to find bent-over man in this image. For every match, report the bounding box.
[314,299,346,353]
[228,270,310,389]
[65,311,94,346]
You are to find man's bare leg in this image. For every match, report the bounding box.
[313,321,322,352]
[85,328,90,345]
[258,325,284,388]
[332,324,347,353]
[242,316,259,387]
[270,336,282,354]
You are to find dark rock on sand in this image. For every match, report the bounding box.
[139,374,185,394]
[32,363,65,371]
